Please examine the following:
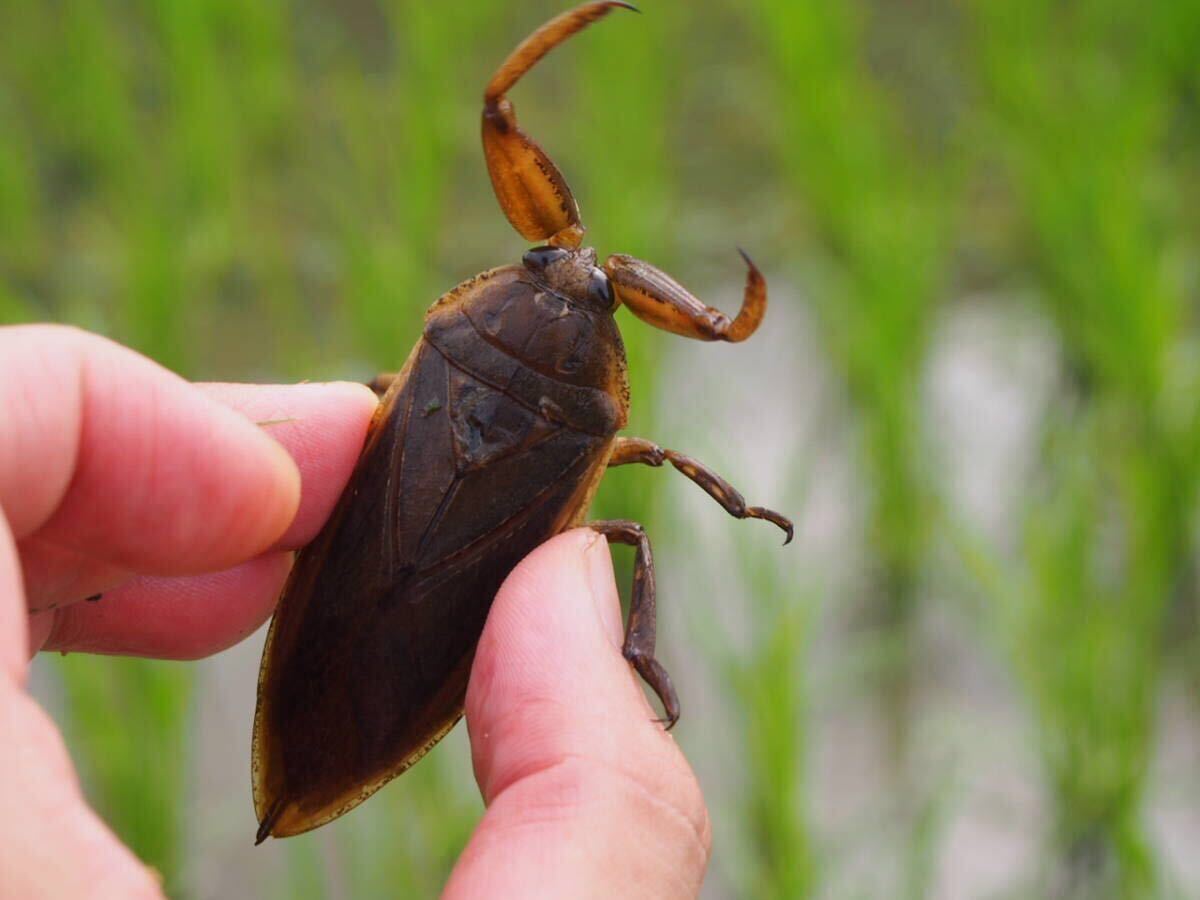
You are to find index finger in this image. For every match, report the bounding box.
[0,325,300,575]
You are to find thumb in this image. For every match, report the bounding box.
[447,528,711,900]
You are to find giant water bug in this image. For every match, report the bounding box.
[252,1,792,842]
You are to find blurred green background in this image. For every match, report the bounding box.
[3,0,1200,897]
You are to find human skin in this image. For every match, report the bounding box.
[0,324,710,899]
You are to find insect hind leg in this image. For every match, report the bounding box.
[588,519,679,730]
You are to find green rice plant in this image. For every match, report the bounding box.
[0,92,36,298]
[144,0,300,376]
[969,0,1200,892]
[1024,420,1164,897]
[961,407,1191,897]
[273,734,480,900]
[322,0,467,368]
[282,838,328,900]
[723,533,816,899]
[750,0,954,840]
[336,732,480,897]
[56,655,193,895]
[1,0,134,331]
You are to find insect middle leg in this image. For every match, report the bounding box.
[608,437,794,543]
[589,519,679,730]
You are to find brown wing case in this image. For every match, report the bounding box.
[252,337,609,840]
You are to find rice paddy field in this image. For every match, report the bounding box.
[3,0,1200,897]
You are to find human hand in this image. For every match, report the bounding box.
[0,325,710,898]
[1,324,379,897]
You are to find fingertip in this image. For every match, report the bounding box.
[249,425,303,549]
[200,381,378,550]
[324,380,381,412]
[247,379,380,427]
[1,327,309,574]
[169,395,303,572]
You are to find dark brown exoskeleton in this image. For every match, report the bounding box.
[252,1,793,842]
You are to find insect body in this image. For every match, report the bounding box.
[252,1,792,843]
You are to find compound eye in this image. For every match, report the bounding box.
[523,246,569,271]
[587,268,616,309]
